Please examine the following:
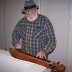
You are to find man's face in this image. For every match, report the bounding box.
[25,9,38,21]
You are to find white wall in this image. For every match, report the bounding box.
[5,0,25,49]
[0,0,5,50]
[66,0,72,72]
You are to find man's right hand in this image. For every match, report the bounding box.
[15,43,21,49]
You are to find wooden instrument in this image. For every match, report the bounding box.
[9,48,65,72]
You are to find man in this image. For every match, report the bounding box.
[12,0,56,59]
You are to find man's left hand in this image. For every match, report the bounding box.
[36,51,46,59]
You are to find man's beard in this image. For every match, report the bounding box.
[27,14,38,22]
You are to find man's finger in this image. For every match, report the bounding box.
[36,52,46,59]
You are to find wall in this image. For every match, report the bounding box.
[66,0,72,72]
[5,0,25,48]
[0,0,5,50]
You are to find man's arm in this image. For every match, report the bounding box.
[12,22,21,49]
[37,18,56,58]
[42,18,56,55]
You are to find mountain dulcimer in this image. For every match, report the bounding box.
[9,48,65,72]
